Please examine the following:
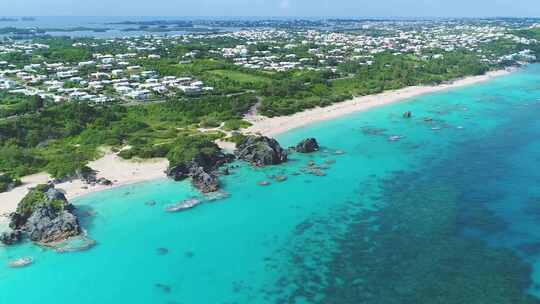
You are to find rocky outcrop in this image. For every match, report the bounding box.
[51,167,112,187]
[2,184,82,246]
[166,150,234,193]
[166,163,191,181]
[96,177,113,186]
[0,229,22,245]
[24,204,80,243]
[235,136,288,167]
[295,138,320,153]
[190,167,220,193]
[52,166,96,184]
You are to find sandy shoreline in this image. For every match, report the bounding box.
[244,69,513,137]
[0,69,513,221]
[0,150,168,223]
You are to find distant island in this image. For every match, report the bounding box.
[0,17,19,22]
[0,17,36,22]
[0,26,110,36]
[110,20,194,27]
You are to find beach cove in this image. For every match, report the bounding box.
[0,68,512,219]
[3,64,540,303]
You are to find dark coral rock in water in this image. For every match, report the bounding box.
[274,175,288,182]
[4,184,81,245]
[157,247,169,255]
[53,235,96,253]
[360,126,387,136]
[145,200,157,206]
[457,202,508,234]
[295,138,320,153]
[235,136,287,167]
[155,283,171,293]
[0,229,22,245]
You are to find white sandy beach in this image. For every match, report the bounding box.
[244,69,512,137]
[0,69,512,220]
[0,150,168,222]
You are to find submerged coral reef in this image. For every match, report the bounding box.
[265,173,539,304]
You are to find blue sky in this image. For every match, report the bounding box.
[2,0,539,17]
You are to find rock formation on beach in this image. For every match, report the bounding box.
[52,166,112,186]
[295,138,320,153]
[1,184,81,245]
[166,137,234,193]
[235,136,288,166]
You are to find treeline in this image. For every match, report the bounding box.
[0,93,256,179]
[0,173,21,193]
[0,92,45,118]
[259,51,489,116]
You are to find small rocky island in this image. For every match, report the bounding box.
[1,184,81,246]
[295,138,320,153]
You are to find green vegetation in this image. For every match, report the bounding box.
[35,38,92,62]
[223,119,252,131]
[513,29,540,58]
[137,58,272,94]
[0,92,255,179]
[0,92,45,118]
[0,173,21,193]
[260,52,489,116]
[515,28,540,40]
[0,32,537,179]
[225,132,248,145]
[166,134,220,168]
[16,184,66,217]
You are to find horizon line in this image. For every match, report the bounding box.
[1,15,539,19]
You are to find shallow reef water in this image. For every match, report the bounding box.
[4,65,540,303]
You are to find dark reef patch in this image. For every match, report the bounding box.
[265,175,539,304]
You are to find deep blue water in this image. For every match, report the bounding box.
[3,65,540,303]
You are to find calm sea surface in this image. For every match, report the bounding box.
[3,65,540,303]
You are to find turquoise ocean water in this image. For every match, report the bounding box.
[4,65,540,303]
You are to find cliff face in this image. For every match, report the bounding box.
[1,184,81,245]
